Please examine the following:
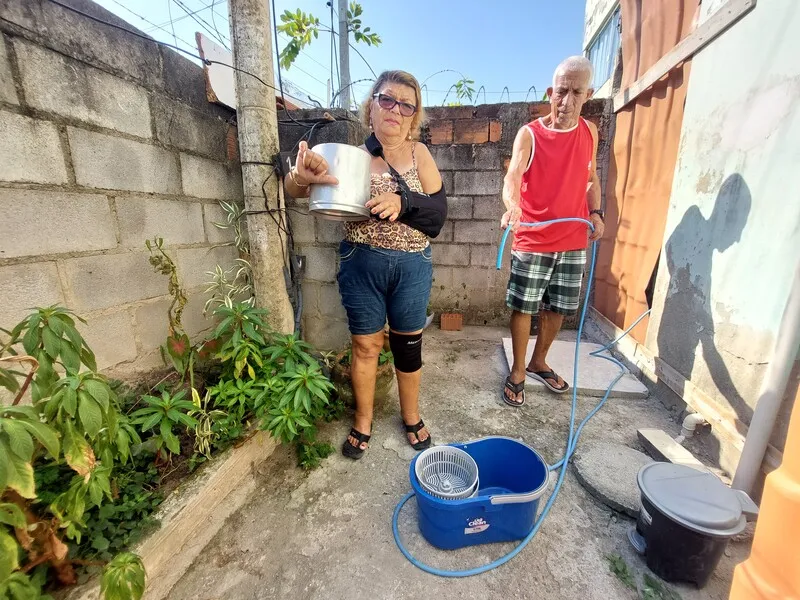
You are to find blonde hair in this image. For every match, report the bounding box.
[359,70,425,140]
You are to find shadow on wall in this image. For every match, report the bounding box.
[655,173,753,455]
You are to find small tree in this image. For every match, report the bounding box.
[277,2,381,71]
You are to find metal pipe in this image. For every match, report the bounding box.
[732,261,800,494]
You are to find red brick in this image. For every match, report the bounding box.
[429,120,453,145]
[475,104,502,119]
[453,119,489,144]
[489,120,502,142]
[226,125,239,161]
[529,103,550,119]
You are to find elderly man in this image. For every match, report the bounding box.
[501,56,604,406]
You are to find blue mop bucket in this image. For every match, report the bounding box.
[409,437,550,550]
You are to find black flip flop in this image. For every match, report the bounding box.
[526,369,570,394]
[404,420,432,451]
[342,427,371,460]
[502,375,525,407]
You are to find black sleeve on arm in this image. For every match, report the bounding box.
[364,133,448,238]
[397,184,448,238]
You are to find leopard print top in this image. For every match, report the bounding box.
[343,148,429,252]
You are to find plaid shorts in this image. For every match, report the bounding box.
[506,249,587,316]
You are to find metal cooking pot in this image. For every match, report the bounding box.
[309,143,371,221]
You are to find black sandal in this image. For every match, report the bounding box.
[502,375,526,407]
[404,420,432,451]
[526,369,569,394]
[342,427,371,460]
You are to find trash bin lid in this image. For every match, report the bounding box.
[637,463,746,537]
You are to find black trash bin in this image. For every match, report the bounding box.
[632,463,758,587]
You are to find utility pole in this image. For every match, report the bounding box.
[228,0,294,333]
[337,0,350,109]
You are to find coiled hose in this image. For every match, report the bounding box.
[391,218,650,577]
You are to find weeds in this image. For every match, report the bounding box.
[605,554,683,600]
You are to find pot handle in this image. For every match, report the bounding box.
[735,489,759,521]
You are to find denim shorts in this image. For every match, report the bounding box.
[337,240,433,335]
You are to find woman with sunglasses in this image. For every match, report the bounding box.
[284,70,447,460]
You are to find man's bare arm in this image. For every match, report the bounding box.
[586,121,604,241]
[501,127,532,230]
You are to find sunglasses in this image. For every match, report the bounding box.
[373,93,417,117]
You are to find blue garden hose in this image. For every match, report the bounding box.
[392,218,651,577]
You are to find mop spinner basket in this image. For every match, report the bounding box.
[409,437,550,550]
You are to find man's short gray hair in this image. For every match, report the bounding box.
[552,56,594,87]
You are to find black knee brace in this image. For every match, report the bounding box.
[389,331,423,373]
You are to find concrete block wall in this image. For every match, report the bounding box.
[423,99,612,328]
[0,0,241,376]
[278,110,368,351]
[279,100,611,350]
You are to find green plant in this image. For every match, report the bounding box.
[1,307,148,598]
[277,3,381,72]
[259,362,334,444]
[45,373,114,439]
[2,306,96,402]
[212,201,249,254]
[296,439,334,471]
[203,260,254,315]
[189,388,227,460]
[205,301,339,468]
[145,237,202,388]
[263,333,317,370]
[49,465,114,542]
[79,461,161,560]
[206,200,254,313]
[145,238,186,337]
[101,552,145,600]
[212,300,269,343]
[130,390,197,459]
[606,553,636,590]
[0,405,60,498]
[454,77,475,103]
[0,571,53,600]
[208,378,260,421]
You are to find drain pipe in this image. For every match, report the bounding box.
[732,261,800,494]
[675,412,708,445]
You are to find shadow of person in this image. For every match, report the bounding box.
[656,174,753,463]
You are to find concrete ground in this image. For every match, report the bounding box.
[168,326,750,600]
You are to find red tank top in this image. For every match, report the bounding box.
[512,117,594,253]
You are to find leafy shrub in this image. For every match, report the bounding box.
[130,390,197,459]
[207,301,337,465]
[1,307,146,598]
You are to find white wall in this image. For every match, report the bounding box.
[583,0,618,48]
[646,0,800,459]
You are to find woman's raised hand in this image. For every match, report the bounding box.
[292,141,338,186]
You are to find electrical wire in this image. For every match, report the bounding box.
[144,0,223,33]
[275,32,332,74]
[108,0,197,50]
[206,0,231,50]
[166,0,178,48]
[330,77,375,108]
[43,0,322,129]
[171,0,230,50]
